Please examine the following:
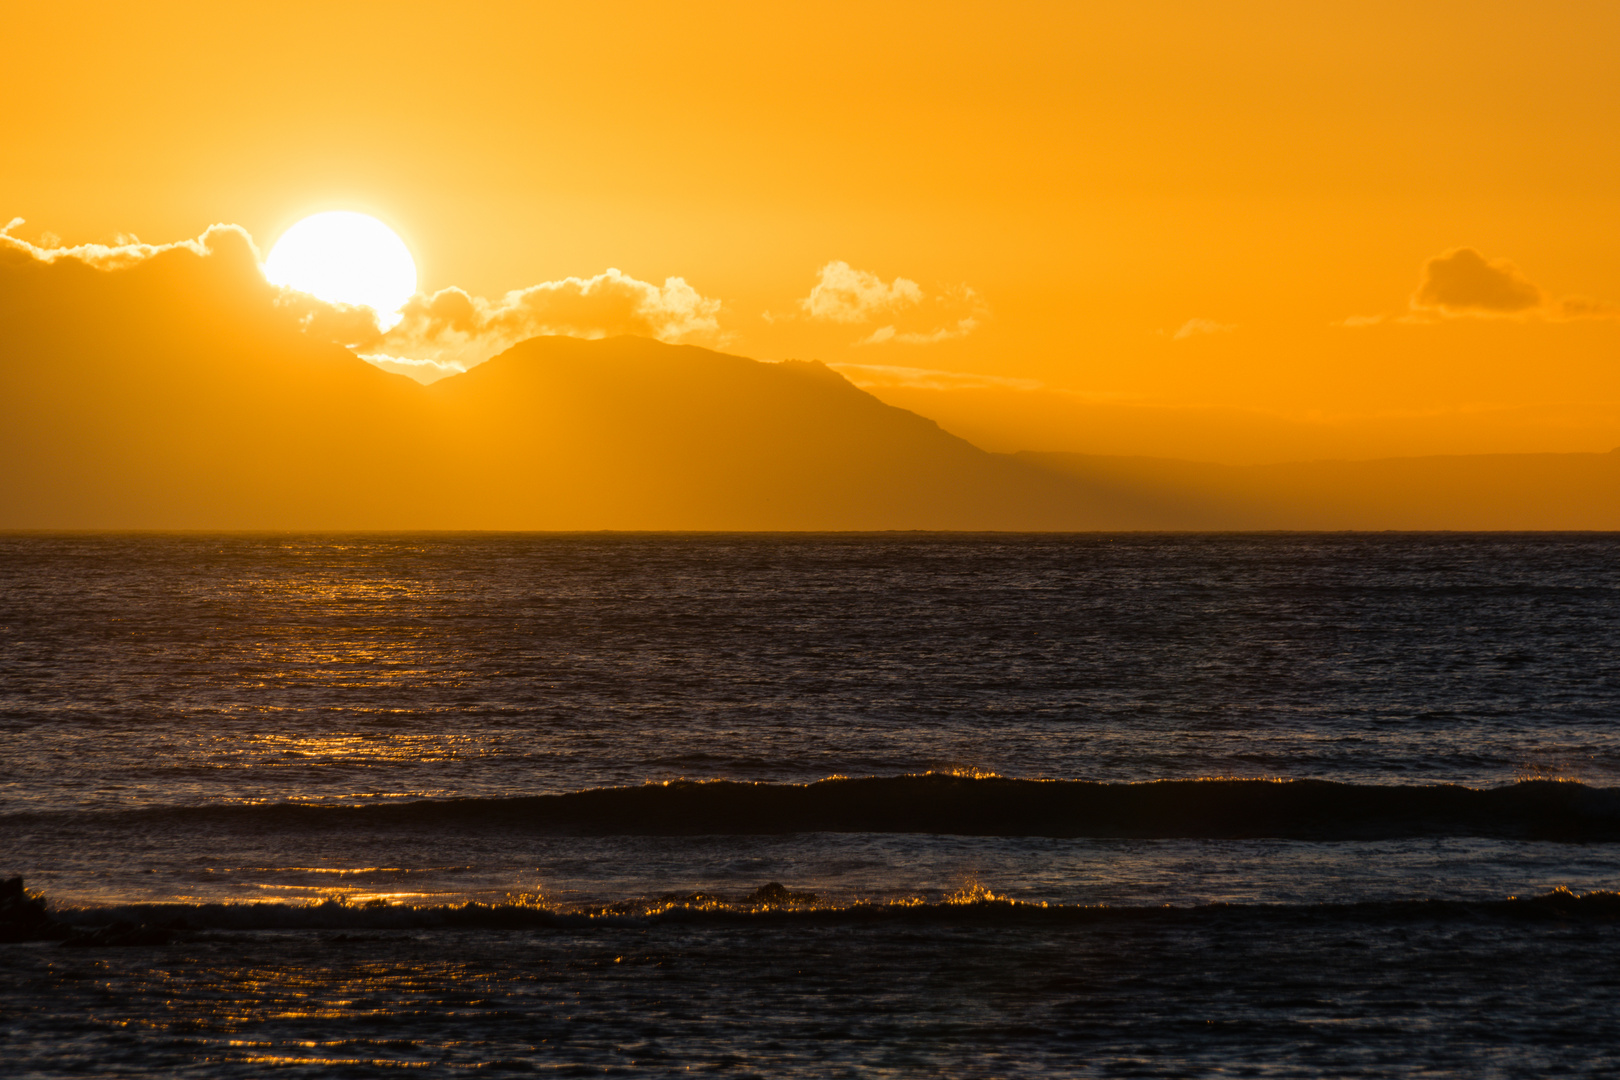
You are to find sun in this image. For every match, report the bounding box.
[264,211,417,327]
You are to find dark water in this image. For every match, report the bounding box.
[4,533,1620,1075]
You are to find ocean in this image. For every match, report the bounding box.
[3,532,1620,1076]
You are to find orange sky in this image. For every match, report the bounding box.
[6,1,1620,462]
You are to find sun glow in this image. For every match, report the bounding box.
[264,212,417,327]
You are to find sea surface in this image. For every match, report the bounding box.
[3,532,1620,1076]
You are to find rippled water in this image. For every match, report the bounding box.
[5,532,1618,813]
[4,533,1619,1075]
[9,911,1620,1078]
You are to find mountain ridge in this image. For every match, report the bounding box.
[2,232,1616,530]
[414,334,1126,529]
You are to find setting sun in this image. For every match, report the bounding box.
[263,211,416,327]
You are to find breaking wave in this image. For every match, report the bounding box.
[42,887,1620,936]
[13,773,1620,841]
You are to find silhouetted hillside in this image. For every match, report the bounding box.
[0,237,1119,527]
[418,336,1128,529]
[4,236,1618,529]
[0,232,436,528]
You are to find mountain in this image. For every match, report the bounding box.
[0,234,436,528]
[417,336,1126,529]
[3,237,1616,529]
[0,238,1120,527]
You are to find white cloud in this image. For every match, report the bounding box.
[828,362,1041,391]
[374,268,723,377]
[359,353,467,382]
[796,264,986,347]
[1170,318,1236,340]
[855,316,981,347]
[800,261,923,323]
[0,217,260,270]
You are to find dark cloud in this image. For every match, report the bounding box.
[1413,248,1543,315]
[1554,295,1620,320]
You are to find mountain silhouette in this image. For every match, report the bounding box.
[3,236,1616,529]
[418,336,1124,529]
[0,236,1118,527]
[1,231,435,527]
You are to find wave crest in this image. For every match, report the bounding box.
[14,773,1620,840]
[41,886,1620,934]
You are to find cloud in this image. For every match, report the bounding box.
[796,264,986,346]
[1336,248,1620,327]
[1413,248,1543,316]
[1552,295,1620,320]
[855,316,981,347]
[800,261,923,323]
[359,353,468,381]
[369,269,723,378]
[1170,318,1236,341]
[827,362,1040,391]
[1,216,261,272]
